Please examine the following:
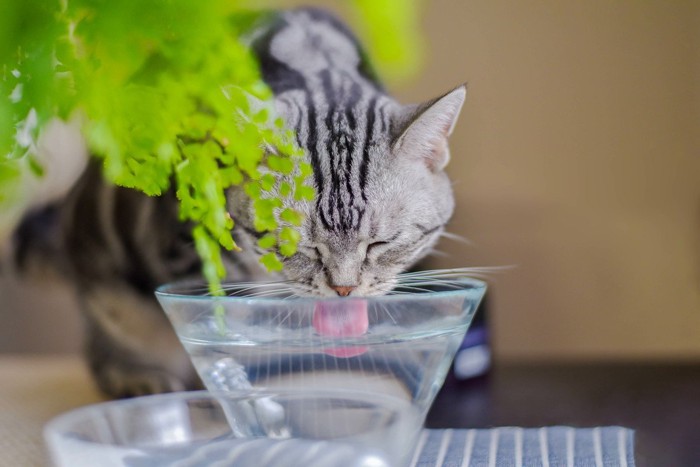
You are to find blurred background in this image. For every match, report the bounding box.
[2,0,699,362]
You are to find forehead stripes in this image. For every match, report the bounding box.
[252,9,389,234]
[315,75,380,233]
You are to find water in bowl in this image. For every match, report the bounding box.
[183,321,468,414]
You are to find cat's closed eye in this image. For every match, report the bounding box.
[298,246,322,259]
[366,241,390,254]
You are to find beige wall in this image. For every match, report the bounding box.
[2,1,699,359]
[402,0,700,360]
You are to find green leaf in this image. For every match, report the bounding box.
[260,252,283,271]
[280,208,303,226]
[218,231,239,251]
[267,155,294,174]
[299,162,314,178]
[279,181,292,197]
[253,108,269,123]
[202,139,222,160]
[220,166,243,186]
[254,216,277,232]
[260,173,276,191]
[28,155,45,177]
[350,0,424,84]
[193,225,225,294]
[294,185,315,201]
[254,197,279,217]
[244,181,261,199]
[279,241,297,257]
[279,226,301,244]
[257,233,277,249]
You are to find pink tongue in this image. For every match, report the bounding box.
[313,299,368,358]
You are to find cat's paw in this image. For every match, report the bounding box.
[93,363,201,398]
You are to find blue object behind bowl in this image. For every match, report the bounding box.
[452,293,491,380]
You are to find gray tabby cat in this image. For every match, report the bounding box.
[15,7,466,397]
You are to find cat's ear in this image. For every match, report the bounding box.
[392,84,466,171]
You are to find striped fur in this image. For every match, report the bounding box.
[13,8,466,397]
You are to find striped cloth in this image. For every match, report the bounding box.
[413,427,635,467]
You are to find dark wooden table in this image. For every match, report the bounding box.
[426,362,700,466]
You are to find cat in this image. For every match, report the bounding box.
[12,7,466,398]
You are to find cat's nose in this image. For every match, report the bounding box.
[331,285,356,297]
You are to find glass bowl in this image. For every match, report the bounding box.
[44,389,422,467]
[156,277,486,419]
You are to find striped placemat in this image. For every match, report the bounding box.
[413,427,634,467]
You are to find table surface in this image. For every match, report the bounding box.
[426,362,700,467]
[0,356,104,467]
[1,356,698,466]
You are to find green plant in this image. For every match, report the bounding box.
[0,0,422,293]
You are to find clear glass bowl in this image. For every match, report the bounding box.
[156,278,486,419]
[44,389,422,467]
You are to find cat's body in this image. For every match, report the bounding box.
[13,8,466,397]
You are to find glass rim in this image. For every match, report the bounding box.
[154,276,487,305]
[44,388,416,436]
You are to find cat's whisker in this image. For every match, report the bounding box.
[181,280,296,295]
[373,285,395,295]
[282,293,303,301]
[398,266,514,279]
[222,282,297,296]
[409,266,505,273]
[225,286,275,296]
[377,301,398,325]
[221,280,294,290]
[242,290,296,299]
[225,287,286,297]
[396,279,467,288]
[398,272,495,282]
[227,286,296,298]
[372,278,401,293]
[228,279,295,286]
[377,283,430,295]
[439,230,472,244]
[176,284,221,293]
[398,274,486,281]
[397,276,489,286]
[388,284,435,294]
[277,309,296,326]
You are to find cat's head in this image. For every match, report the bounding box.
[232,85,466,297]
